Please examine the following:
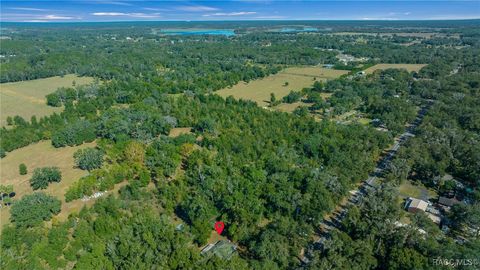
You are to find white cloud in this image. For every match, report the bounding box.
[95,1,134,6]
[388,12,412,16]
[128,13,161,18]
[42,15,74,20]
[22,20,47,22]
[176,5,219,12]
[143,7,169,11]
[92,12,126,16]
[203,11,257,17]
[9,7,50,12]
[362,17,399,21]
[254,15,286,19]
[16,14,80,22]
[91,12,161,18]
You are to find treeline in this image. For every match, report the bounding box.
[0,30,338,91]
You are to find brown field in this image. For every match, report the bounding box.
[275,102,307,113]
[275,93,331,113]
[0,140,96,227]
[0,74,94,126]
[216,67,348,107]
[169,127,192,137]
[364,64,427,75]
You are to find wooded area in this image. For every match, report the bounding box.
[0,20,479,269]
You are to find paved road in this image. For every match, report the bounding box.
[301,100,433,265]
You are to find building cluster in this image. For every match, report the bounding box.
[404,177,470,234]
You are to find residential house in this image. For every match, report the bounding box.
[405,197,428,213]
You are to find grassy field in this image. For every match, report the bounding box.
[275,102,308,113]
[398,180,437,200]
[0,74,94,126]
[216,66,348,107]
[168,127,192,137]
[0,140,96,227]
[364,64,427,75]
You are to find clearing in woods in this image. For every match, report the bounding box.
[0,74,95,126]
[364,64,427,75]
[216,66,348,107]
[0,140,97,227]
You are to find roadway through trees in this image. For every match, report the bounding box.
[301,99,434,265]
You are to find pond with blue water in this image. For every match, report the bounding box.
[160,29,235,36]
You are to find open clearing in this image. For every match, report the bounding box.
[169,127,193,137]
[216,67,348,107]
[0,74,94,126]
[0,140,96,227]
[364,64,427,74]
[398,180,437,201]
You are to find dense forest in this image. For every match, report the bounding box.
[1,20,479,269]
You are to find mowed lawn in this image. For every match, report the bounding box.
[216,67,348,107]
[0,74,94,126]
[364,64,427,75]
[0,140,95,227]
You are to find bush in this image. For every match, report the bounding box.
[282,91,302,104]
[46,92,62,107]
[30,167,62,190]
[19,163,28,175]
[10,192,61,227]
[0,184,14,194]
[6,116,13,125]
[74,148,104,171]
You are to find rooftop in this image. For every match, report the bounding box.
[438,196,460,207]
[201,240,237,260]
[406,197,428,211]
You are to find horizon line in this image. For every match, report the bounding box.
[2,18,480,23]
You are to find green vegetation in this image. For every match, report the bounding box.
[65,165,128,202]
[9,192,61,227]
[0,20,479,269]
[74,148,104,171]
[52,120,96,148]
[0,185,14,195]
[18,163,27,175]
[282,90,303,103]
[30,167,62,190]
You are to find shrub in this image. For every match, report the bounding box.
[46,92,62,107]
[19,163,28,175]
[30,167,62,190]
[282,90,302,103]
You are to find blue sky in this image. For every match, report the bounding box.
[1,1,479,22]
